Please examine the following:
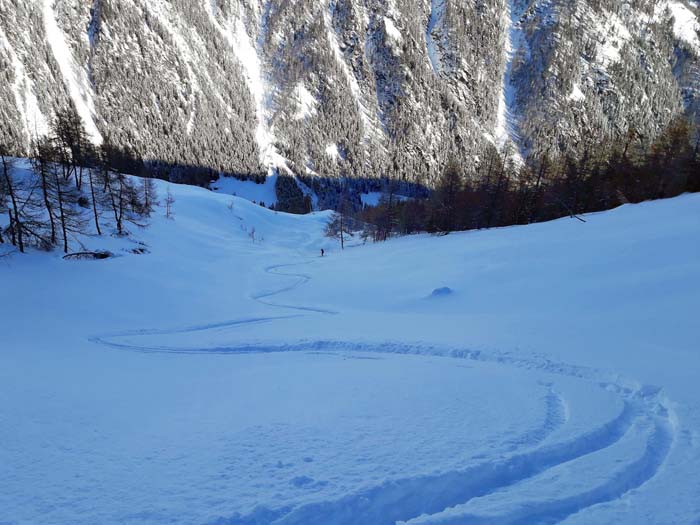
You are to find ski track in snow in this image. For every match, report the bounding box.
[91,256,678,525]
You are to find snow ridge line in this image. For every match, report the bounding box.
[90,258,677,525]
[501,387,567,451]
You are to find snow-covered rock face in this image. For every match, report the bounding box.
[0,0,699,184]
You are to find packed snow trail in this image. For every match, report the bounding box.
[92,248,677,525]
[253,263,340,314]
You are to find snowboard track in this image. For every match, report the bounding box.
[91,260,677,525]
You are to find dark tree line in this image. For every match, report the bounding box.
[274,173,313,214]
[354,117,700,239]
[1,106,155,254]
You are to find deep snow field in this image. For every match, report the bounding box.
[1,174,699,525]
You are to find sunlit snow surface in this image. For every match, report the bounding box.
[665,0,700,53]
[1,173,699,524]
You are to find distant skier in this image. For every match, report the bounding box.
[321,249,325,257]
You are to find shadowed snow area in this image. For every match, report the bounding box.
[1,178,699,524]
[210,172,279,207]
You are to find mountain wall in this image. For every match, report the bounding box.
[1,0,699,191]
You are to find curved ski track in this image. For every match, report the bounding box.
[91,260,677,525]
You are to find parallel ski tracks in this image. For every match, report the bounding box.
[91,259,677,525]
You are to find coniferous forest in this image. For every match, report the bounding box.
[1,106,153,255]
[350,117,700,240]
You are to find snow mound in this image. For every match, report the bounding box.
[430,286,454,298]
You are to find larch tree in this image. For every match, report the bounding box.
[33,137,58,246]
[0,149,23,252]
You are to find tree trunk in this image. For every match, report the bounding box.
[75,164,83,191]
[117,178,124,234]
[104,173,122,234]
[39,166,56,245]
[9,210,17,247]
[2,156,23,252]
[54,174,69,253]
[88,169,102,235]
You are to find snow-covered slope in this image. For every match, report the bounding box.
[1,0,700,189]
[211,171,278,206]
[1,174,698,524]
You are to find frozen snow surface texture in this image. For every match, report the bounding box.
[2,0,700,185]
[1,173,699,525]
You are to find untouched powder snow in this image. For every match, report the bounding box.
[1,166,699,524]
[360,191,384,206]
[42,0,102,145]
[294,83,317,120]
[568,83,586,102]
[211,172,278,206]
[598,11,633,66]
[383,17,402,44]
[360,191,411,207]
[325,142,340,160]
